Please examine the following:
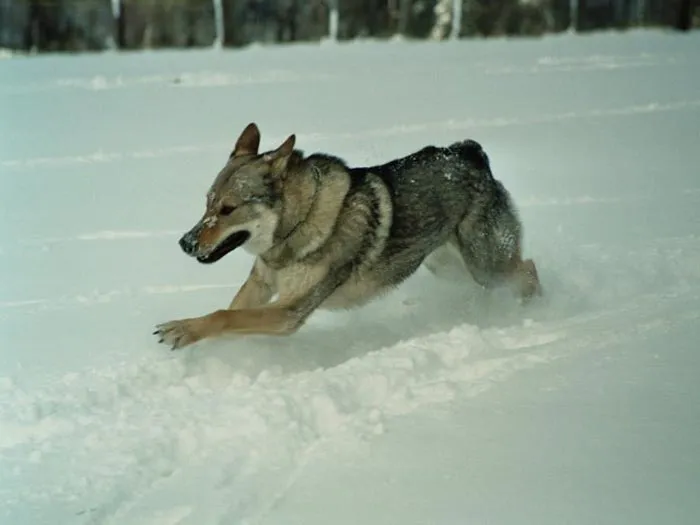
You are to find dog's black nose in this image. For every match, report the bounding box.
[179,232,198,255]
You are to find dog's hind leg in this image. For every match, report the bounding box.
[454,198,541,302]
[423,236,469,281]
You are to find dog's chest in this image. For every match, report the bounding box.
[270,262,326,302]
[321,271,384,310]
[266,261,381,310]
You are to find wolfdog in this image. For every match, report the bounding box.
[154,123,541,349]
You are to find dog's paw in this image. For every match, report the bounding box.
[154,318,203,350]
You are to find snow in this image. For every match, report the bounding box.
[1,30,700,524]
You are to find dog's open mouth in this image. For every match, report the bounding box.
[196,231,251,264]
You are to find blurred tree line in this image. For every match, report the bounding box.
[0,0,697,53]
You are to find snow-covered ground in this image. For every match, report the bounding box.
[1,30,700,524]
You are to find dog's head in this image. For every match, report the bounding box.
[178,123,296,264]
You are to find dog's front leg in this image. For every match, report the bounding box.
[155,262,353,350]
[228,259,275,310]
[154,306,300,350]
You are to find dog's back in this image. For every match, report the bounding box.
[333,140,527,291]
[363,140,496,247]
[304,138,539,302]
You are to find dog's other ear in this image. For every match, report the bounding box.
[268,134,295,159]
[264,134,296,175]
[231,122,261,158]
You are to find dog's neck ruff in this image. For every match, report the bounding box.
[277,164,321,240]
[260,162,328,267]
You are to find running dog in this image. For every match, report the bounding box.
[154,123,541,349]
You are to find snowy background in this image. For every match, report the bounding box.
[1,29,700,524]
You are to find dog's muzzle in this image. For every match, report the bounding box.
[196,231,250,264]
[178,222,251,264]
[179,226,202,256]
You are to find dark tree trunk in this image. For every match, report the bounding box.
[0,0,31,50]
[117,0,125,48]
[337,0,393,40]
[18,0,113,52]
[222,0,329,47]
[460,0,548,37]
[577,0,615,32]
[120,0,215,50]
[675,0,693,30]
[296,1,330,41]
[549,0,573,33]
[403,0,437,39]
[640,0,697,28]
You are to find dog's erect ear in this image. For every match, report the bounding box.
[231,122,261,158]
[263,134,296,174]
[268,134,295,158]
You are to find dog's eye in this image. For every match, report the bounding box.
[219,204,236,216]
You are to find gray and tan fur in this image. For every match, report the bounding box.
[154,123,541,349]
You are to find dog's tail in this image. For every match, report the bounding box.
[448,139,493,177]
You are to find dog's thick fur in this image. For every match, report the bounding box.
[154,123,541,349]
